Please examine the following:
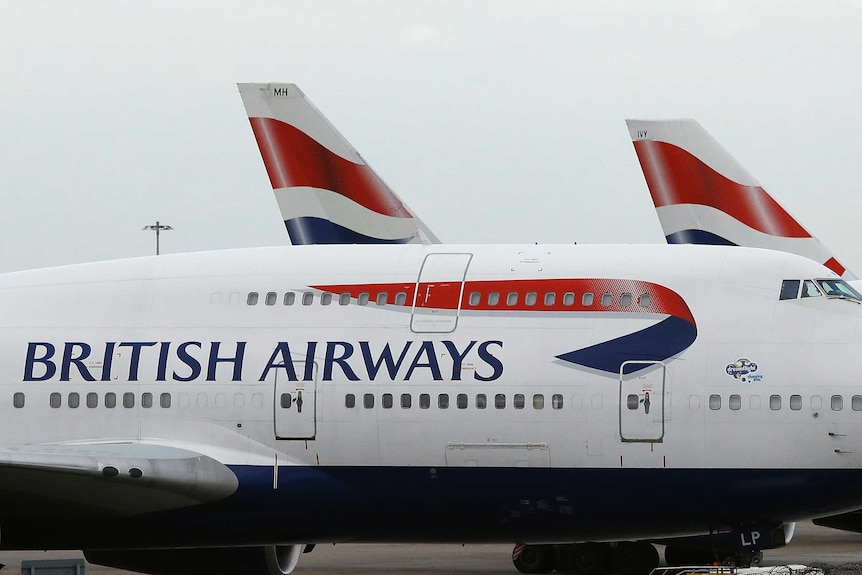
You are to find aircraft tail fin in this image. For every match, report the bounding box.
[238,83,440,245]
[626,119,854,279]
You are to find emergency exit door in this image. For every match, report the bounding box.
[619,361,665,442]
[274,361,317,440]
[410,253,472,333]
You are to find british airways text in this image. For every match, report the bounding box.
[23,340,504,383]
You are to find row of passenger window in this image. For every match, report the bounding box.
[705,393,862,411]
[246,290,653,309]
[341,392,565,410]
[16,391,175,409]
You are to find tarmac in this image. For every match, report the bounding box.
[1,520,860,575]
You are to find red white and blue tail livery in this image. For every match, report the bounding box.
[626,119,855,280]
[239,83,440,245]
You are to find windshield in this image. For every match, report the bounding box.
[815,279,862,300]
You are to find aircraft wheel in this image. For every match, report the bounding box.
[611,542,659,575]
[556,542,607,575]
[513,544,555,574]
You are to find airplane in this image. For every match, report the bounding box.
[3,90,862,575]
[627,118,862,540]
[238,82,440,246]
[238,88,792,566]
[626,119,856,280]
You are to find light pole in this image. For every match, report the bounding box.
[142,221,173,255]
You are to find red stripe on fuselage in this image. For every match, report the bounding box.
[634,140,809,238]
[249,117,413,218]
[311,278,696,326]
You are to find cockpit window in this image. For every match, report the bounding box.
[779,280,800,300]
[816,279,862,300]
[801,280,822,298]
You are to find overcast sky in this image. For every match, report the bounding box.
[1,2,860,273]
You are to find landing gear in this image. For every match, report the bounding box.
[512,541,659,575]
[512,544,556,574]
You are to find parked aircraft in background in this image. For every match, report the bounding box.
[5,89,862,575]
[626,119,856,280]
[239,82,439,246]
[627,118,862,540]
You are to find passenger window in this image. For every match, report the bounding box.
[853,395,862,411]
[160,393,171,408]
[320,293,332,306]
[639,293,651,307]
[13,392,25,408]
[283,292,296,306]
[533,394,544,409]
[376,292,388,306]
[801,280,821,298]
[345,394,355,408]
[302,292,314,306]
[281,393,292,408]
[457,394,468,409]
[601,293,613,307]
[247,292,259,305]
[401,394,412,408]
[582,292,594,306]
[729,394,741,410]
[382,393,393,409]
[469,292,481,306]
[419,393,430,409]
[395,292,407,306]
[488,292,500,306]
[265,292,277,306]
[708,395,721,410]
[142,393,153,408]
[780,279,801,300]
[123,392,135,408]
[363,393,374,409]
[621,293,633,307]
[339,292,351,305]
[495,394,506,409]
[832,395,844,411]
[438,394,449,409]
[627,394,639,410]
[525,292,537,306]
[514,394,525,409]
[476,394,487,409]
[563,292,575,306]
[790,395,802,410]
[544,292,556,306]
[552,394,564,409]
[358,292,370,306]
[197,393,208,408]
[769,395,781,410]
[68,392,80,408]
[811,395,823,410]
[50,392,61,408]
[105,392,116,408]
[506,292,518,306]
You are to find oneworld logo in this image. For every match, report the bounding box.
[725,358,761,383]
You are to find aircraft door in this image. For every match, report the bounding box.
[619,361,665,442]
[411,253,472,333]
[274,361,317,440]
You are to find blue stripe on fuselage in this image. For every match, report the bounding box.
[556,315,697,374]
[7,466,862,550]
